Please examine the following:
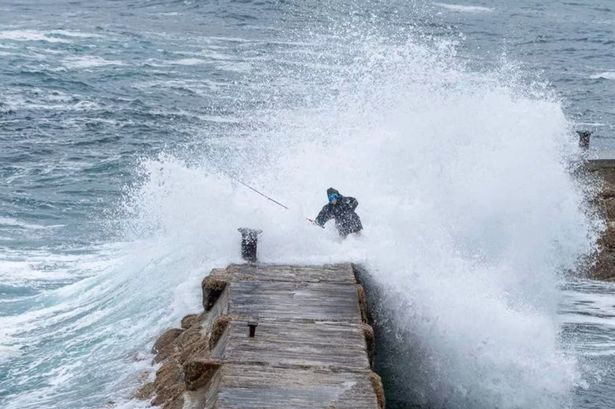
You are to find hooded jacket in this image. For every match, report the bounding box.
[315,188,363,237]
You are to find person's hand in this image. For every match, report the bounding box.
[306,218,324,228]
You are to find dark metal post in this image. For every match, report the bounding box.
[248,321,258,338]
[577,130,592,149]
[238,228,262,262]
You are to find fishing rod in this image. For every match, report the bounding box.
[216,167,318,225]
[231,177,290,210]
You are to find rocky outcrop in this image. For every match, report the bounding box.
[590,166,615,280]
[135,273,232,409]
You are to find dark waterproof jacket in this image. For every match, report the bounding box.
[315,196,363,237]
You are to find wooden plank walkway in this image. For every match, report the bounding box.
[143,263,384,409]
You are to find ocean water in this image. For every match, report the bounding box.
[0,1,614,408]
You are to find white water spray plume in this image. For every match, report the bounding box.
[119,32,601,408]
[0,14,602,409]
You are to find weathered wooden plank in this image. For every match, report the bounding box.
[213,320,371,371]
[214,263,357,284]
[228,280,362,323]
[213,365,379,409]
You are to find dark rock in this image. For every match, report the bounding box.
[209,315,231,350]
[135,382,155,400]
[598,222,615,249]
[600,223,615,248]
[602,181,615,199]
[183,359,222,391]
[594,250,615,281]
[357,284,369,323]
[156,385,185,409]
[153,343,176,364]
[175,324,208,363]
[180,314,200,329]
[369,372,385,409]
[362,323,375,367]
[153,328,183,354]
[604,198,615,219]
[152,360,185,408]
[201,276,227,311]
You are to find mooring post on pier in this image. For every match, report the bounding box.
[247,320,258,338]
[578,130,592,149]
[237,228,262,262]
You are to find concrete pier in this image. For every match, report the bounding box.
[140,263,384,409]
[584,150,615,171]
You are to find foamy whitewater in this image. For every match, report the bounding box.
[0,1,613,408]
[433,3,494,14]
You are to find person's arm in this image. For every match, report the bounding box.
[343,196,358,211]
[315,205,333,227]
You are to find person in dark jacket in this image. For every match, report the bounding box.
[314,188,363,238]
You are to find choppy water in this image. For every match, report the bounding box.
[432,0,615,147]
[0,1,614,408]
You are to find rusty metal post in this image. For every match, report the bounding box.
[248,321,258,338]
[238,228,262,262]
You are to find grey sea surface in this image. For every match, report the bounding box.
[0,1,614,409]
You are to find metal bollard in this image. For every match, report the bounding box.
[577,130,592,149]
[237,228,262,262]
[247,321,258,338]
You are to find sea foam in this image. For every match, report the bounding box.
[433,2,494,13]
[113,34,597,408]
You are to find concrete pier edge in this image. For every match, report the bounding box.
[138,263,385,409]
